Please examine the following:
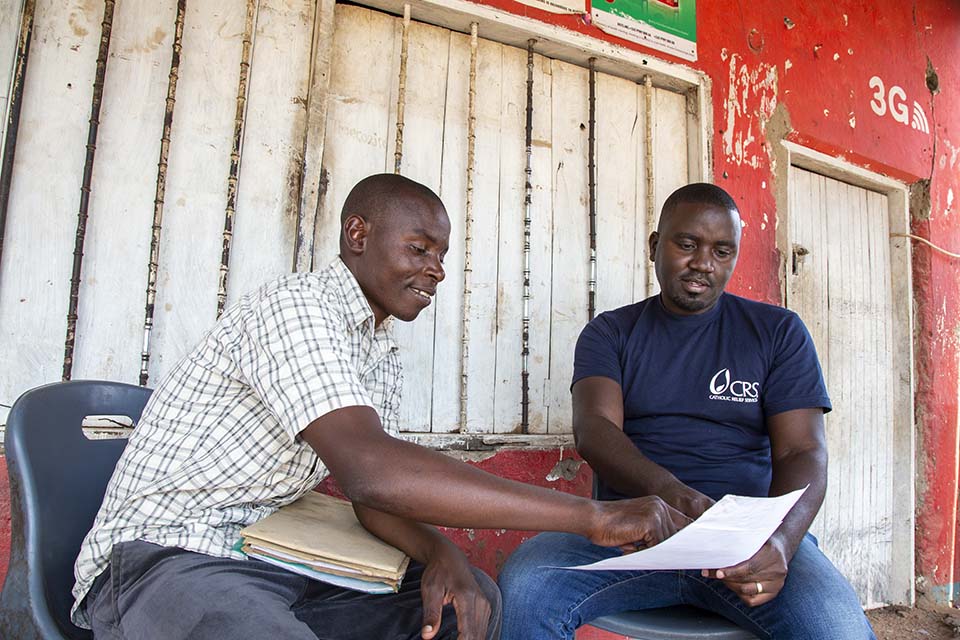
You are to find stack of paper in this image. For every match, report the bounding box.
[240,491,410,594]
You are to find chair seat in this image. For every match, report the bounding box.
[589,605,757,639]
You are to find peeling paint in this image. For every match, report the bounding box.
[546,458,582,482]
[722,54,778,169]
[849,113,856,128]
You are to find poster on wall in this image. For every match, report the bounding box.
[516,0,585,13]
[591,0,697,62]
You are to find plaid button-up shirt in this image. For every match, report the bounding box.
[71,258,402,627]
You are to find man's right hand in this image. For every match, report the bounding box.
[587,496,692,551]
[657,481,715,519]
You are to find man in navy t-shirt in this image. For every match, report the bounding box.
[499,183,875,639]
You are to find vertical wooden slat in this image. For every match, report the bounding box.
[0,0,26,147]
[458,23,478,432]
[393,3,409,174]
[545,59,588,434]
[0,0,102,415]
[525,51,553,434]
[0,0,32,274]
[72,0,183,383]
[293,0,336,273]
[431,28,470,433]
[491,43,530,434]
[227,0,316,302]
[595,71,640,313]
[652,86,689,222]
[147,0,246,381]
[462,36,501,434]
[586,58,596,321]
[642,75,655,298]
[139,0,187,386]
[216,0,256,317]
[313,5,398,269]
[391,19,449,433]
[62,0,115,380]
[632,81,650,302]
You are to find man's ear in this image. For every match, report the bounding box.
[342,214,369,255]
[648,231,659,262]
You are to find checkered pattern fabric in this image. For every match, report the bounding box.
[71,258,402,627]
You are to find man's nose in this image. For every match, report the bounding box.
[425,254,445,282]
[689,248,715,272]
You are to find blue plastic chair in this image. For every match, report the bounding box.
[587,475,757,639]
[0,381,152,640]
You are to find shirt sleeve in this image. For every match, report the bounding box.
[376,352,403,437]
[240,287,376,441]
[762,311,832,417]
[572,313,624,388]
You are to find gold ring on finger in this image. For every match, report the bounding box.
[756,582,763,594]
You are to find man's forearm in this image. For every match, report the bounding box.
[342,432,603,534]
[769,447,828,561]
[353,502,452,564]
[576,416,679,498]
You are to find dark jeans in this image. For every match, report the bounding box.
[498,533,875,640]
[85,540,501,640]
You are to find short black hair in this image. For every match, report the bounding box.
[340,173,444,225]
[659,183,739,231]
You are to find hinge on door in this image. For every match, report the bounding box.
[792,244,810,275]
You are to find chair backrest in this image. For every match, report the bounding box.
[0,381,152,640]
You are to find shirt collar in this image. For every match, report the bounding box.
[330,257,398,351]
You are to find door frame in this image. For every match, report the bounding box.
[779,139,915,606]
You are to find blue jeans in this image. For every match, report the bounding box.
[498,532,875,640]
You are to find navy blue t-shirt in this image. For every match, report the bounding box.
[573,293,831,501]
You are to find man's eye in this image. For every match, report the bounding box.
[679,243,696,251]
[410,245,427,255]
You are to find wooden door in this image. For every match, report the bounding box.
[787,166,901,607]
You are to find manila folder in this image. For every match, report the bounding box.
[240,491,408,580]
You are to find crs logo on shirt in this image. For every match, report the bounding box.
[708,368,760,404]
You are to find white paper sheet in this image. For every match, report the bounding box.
[568,486,807,571]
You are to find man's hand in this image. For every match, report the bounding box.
[588,496,692,551]
[420,542,491,640]
[657,481,715,519]
[701,533,789,607]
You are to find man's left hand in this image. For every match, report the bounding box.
[420,543,491,640]
[700,534,789,607]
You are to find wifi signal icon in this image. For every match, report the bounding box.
[912,101,930,134]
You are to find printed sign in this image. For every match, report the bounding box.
[591,0,697,62]
[516,0,585,13]
[868,75,930,135]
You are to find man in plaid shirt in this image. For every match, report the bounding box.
[73,173,689,640]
